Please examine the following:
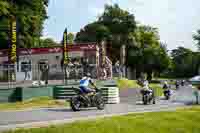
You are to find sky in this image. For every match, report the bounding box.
[43,0,200,51]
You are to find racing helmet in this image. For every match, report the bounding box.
[86,73,91,77]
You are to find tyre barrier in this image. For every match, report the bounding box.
[53,86,120,104]
[53,86,77,100]
[100,87,120,104]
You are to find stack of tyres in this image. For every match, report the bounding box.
[100,87,120,104]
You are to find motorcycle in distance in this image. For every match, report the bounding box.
[162,81,171,100]
[163,89,171,100]
[175,80,180,90]
[70,87,105,111]
[140,89,156,105]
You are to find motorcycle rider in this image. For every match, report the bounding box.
[181,80,185,86]
[79,73,96,103]
[163,81,169,89]
[142,80,153,95]
[175,80,180,89]
[140,79,155,104]
[163,81,171,96]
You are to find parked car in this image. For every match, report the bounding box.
[188,75,200,89]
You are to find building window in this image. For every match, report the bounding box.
[21,61,31,72]
[52,64,58,69]
[55,56,59,60]
[88,56,96,64]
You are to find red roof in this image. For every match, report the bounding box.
[0,43,97,57]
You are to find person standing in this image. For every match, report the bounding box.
[23,63,30,80]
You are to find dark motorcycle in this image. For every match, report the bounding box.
[140,89,156,105]
[181,80,185,86]
[163,89,171,100]
[175,81,180,90]
[70,87,105,111]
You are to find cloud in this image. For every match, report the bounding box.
[88,7,104,16]
[43,0,199,51]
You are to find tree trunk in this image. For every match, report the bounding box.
[147,71,152,81]
[133,68,136,80]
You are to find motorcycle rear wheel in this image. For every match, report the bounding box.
[70,96,81,111]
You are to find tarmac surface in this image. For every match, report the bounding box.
[0,85,195,132]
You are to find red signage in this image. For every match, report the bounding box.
[0,43,97,57]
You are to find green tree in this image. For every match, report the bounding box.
[99,4,136,47]
[67,32,75,44]
[193,29,200,50]
[75,4,136,63]
[75,4,170,80]
[0,0,49,49]
[0,1,10,16]
[75,22,111,43]
[171,47,199,77]
[127,25,168,80]
[38,38,58,48]
[152,43,170,77]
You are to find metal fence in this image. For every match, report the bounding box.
[0,63,123,89]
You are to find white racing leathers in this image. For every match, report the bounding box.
[143,81,153,95]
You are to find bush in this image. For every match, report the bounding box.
[149,80,161,84]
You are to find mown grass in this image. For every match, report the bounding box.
[117,78,140,89]
[153,77,186,80]
[149,83,163,96]
[4,106,200,133]
[168,80,176,85]
[153,77,173,80]
[117,78,163,96]
[0,97,68,111]
[94,78,140,89]
[95,78,164,96]
[114,78,163,96]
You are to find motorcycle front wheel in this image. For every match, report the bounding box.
[94,94,105,110]
[165,94,170,100]
[143,95,148,105]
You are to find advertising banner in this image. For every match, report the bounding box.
[63,29,68,65]
[9,17,18,81]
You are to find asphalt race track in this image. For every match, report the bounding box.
[0,85,195,132]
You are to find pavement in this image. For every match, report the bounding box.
[0,85,195,132]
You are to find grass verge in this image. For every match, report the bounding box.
[0,97,68,111]
[153,77,177,80]
[4,106,200,133]
[149,83,163,96]
[115,78,163,96]
[117,78,140,89]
